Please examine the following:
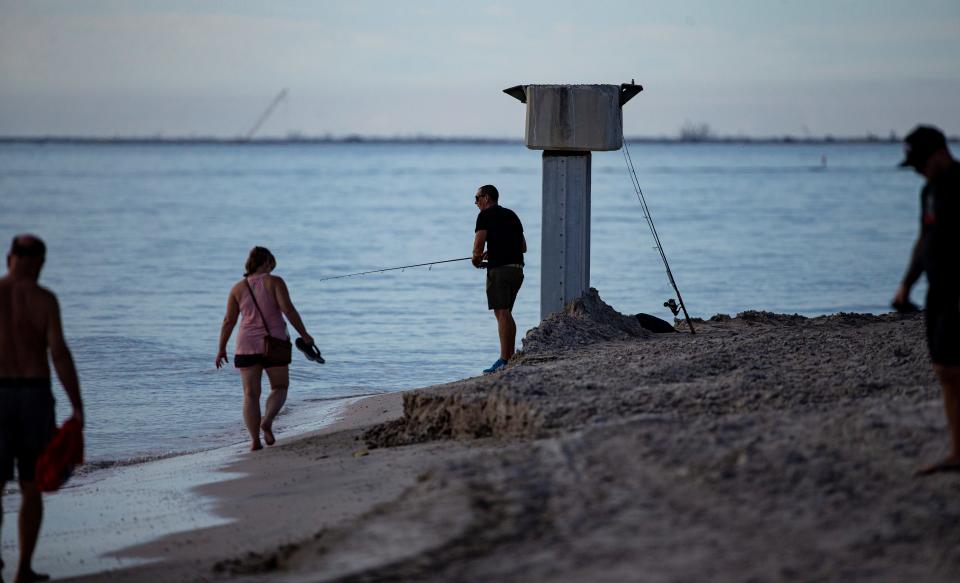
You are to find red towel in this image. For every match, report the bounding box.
[34,417,84,493]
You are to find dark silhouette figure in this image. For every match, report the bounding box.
[472,185,527,374]
[892,126,960,475]
[0,234,84,583]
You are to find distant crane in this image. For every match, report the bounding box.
[243,89,288,140]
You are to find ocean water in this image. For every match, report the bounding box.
[0,141,925,463]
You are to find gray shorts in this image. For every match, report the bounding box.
[0,378,56,483]
[486,265,524,310]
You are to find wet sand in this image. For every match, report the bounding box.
[63,290,960,582]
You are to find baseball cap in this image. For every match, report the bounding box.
[899,125,947,169]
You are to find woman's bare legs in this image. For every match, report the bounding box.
[262,365,289,446]
[240,365,264,450]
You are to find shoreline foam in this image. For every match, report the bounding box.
[1,397,360,581]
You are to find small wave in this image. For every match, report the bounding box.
[302,391,386,403]
[77,447,214,475]
[61,393,382,480]
[0,447,218,497]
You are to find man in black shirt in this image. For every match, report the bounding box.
[472,185,526,374]
[892,125,960,475]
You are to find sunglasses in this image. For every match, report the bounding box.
[475,194,487,202]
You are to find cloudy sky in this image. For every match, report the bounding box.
[1,0,958,138]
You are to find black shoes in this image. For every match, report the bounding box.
[295,338,325,364]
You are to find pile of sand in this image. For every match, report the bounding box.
[519,288,651,355]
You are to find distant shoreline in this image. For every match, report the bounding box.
[1,134,955,146]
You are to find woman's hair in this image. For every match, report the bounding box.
[244,246,276,277]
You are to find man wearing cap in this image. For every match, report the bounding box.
[1,234,84,582]
[892,125,960,475]
[472,185,526,374]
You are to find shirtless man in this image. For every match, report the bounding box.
[0,235,83,583]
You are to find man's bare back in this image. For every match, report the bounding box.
[0,275,58,379]
[0,235,81,405]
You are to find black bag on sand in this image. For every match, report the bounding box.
[635,313,678,333]
[245,279,293,366]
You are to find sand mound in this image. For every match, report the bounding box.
[812,312,900,326]
[735,310,808,325]
[520,288,651,355]
[698,311,901,329]
[363,385,542,448]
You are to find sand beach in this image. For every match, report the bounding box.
[47,289,960,582]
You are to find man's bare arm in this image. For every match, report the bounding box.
[894,238,924,305]
[902,237,924,289]
[473,230,487,268]
[46,294,83,423]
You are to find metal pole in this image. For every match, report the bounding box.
[541,151,591,320]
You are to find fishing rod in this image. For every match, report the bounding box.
[317,257,473,282]
[621,140,696,334]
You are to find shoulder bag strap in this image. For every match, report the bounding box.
[244,278,274,337]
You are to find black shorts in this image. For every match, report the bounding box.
[0,378,56,483]
[926,289,960,366]
[234,354,290,369]
[486,265,524,310]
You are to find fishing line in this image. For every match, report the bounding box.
[621,140,696,334]
[317,257,473,282]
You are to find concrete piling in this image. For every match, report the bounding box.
[505,82,641,320]
[541,151,591,321]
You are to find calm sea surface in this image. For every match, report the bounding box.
[0,141,925,462]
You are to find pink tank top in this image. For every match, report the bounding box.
[235,273,288,355]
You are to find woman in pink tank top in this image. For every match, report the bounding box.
[215,247,316,450]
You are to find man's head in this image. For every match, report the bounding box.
[7,234,46,279]
[900,125,951,178]
[475,184,499,210]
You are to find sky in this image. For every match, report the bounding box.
[1,0,958,138]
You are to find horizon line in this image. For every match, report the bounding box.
[1,132,954,145]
